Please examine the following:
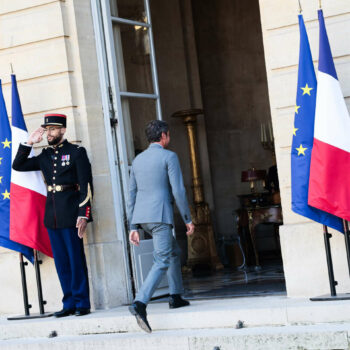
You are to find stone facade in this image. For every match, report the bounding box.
[0,0,130,314]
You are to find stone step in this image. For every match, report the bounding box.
[1,323,350,350]
[2,296,350,342]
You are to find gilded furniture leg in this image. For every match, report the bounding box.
[248,210,261,269]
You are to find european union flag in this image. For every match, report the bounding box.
[0,80,33,262]
[291,15,343,233]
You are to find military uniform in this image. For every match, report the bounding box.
[12,114,93,312]
[13,140,93,228]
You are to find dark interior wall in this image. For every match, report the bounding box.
[191,0,273,237]
[150,0,194,233]
[119,0,274,240]
[151,0,215,238]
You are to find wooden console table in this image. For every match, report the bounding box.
[236,193,283,269]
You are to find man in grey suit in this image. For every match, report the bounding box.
[128,120,195,333]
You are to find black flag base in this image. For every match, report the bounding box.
[7,312,54,321]
[310,224,350,302]
[7,252,54,321]
[310,293,350,301]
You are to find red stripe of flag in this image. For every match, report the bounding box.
[309,138,350,221]
[10,183,53,257]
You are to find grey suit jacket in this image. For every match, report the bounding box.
[127,143,191,230]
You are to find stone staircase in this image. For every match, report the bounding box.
[1,296,350,349]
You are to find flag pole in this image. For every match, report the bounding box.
[310,225,350,301]
[298,0,302,13]
[310,225,337,300]
[34,250,46,315]
[323,225,337,296]
[19,253,31,315]
[342,220,350,277]
[7,254,32,320]
[8,252,53,320]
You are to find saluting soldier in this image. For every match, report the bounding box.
[12,114,93,317]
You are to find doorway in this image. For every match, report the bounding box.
[98,0,286,300]
[148,0,286,299]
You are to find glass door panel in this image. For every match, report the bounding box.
[112,24,153,94]
[110,0,147,22]
[121,97,156,164]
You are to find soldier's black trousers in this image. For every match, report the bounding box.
[47,227,90,310]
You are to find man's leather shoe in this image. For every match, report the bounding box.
[128,301,152,333]
[53,309,75,318]
[75,308,90,316]
[169,294,190,309]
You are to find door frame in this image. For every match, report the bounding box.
[90,0,134,302]
[90,0,165,301]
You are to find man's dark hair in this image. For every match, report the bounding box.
[145,120,169,143]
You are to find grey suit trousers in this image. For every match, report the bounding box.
[135,223,184,305]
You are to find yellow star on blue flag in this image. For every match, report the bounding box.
[1,189,10,200]
[296,144,307,156]
[2,138,11,149]
[301,83,313,96]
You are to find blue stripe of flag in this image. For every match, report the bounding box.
[0,79,33,262]
[11,75,27,131]
[318,10,338,80]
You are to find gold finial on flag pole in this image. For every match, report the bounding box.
[319,0,322,9]
[298,0,302,13]
[10,63,14,74]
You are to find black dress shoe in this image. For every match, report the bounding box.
[53,309,76,318]
[128,301,152,333]
[75,308,91,316]
[169,294,190,309]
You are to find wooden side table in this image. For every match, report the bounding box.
[236,193,283,269]
[246,205,282,268]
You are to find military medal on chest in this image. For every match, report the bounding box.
[61,154,70,166]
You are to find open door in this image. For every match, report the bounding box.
[99,0,168,296]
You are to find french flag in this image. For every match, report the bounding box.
[10,75,53,257]
[308,10,350,221]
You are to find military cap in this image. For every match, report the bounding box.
[41,113,67,128]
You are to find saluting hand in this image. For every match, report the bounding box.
[129,230,140,246]
[76,217,88,238]
[28,127,45,145]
